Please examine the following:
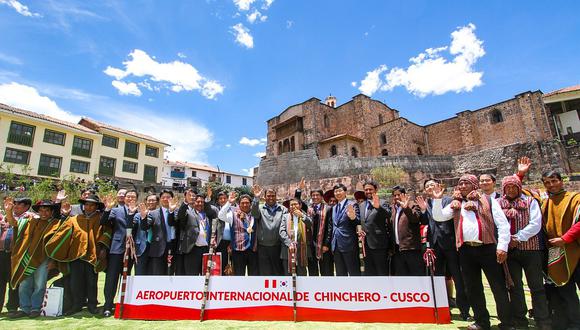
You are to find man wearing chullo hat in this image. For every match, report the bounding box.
[4,198,61,318]
[431,174,513,330]
[498,175,550,330]
[45,194,111,316]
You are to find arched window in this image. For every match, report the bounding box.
[490,109,503,124]
[380,133,387,145]
[417,147,423,156]
[381,149,388,156]
[290,136,295,152]
[324,114,329,128]
[278,141,283,155]
[378,114,384,125]
[283,139,290,153]
[351,147,358,158]
[330,145,337,157]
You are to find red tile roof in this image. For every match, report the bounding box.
[79,117,169,146]
[0,103,98,134]
[544,85,580,98]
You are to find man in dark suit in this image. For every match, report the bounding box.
[208,190,233,274]
[101,189,141,317]
[417,179,471,320]
[175,194,218,275]
[329,184,360,276]
[132,193,158,275]
[305,189,334,276]
[358,181,390,276]
[388,185,424,276]
[140,190,178,275]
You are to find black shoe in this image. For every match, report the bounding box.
[29,311,41,318]
[103,309,112,317]
[9,311,29,319]
[87,306,98,315]
[461,314,474,322]
[467,323,489,330]
[65,307,82,316]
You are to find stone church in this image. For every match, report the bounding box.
[256,86,580,194]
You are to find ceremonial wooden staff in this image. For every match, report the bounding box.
[119,230,137,319]
[289,214,299,322]
[200,218,218,322]
[423,242,438,323]
[356,225,366,274]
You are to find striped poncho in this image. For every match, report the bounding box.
[45,212,112,273]
[10,214,60,287]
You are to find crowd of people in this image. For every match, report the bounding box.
[0,157,579,330]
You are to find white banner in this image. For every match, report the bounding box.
[117,276,450,323]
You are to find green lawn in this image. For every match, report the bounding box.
[1,275,532,330]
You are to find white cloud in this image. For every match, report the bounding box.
[0,0,41,17]
[254,152,266,158]
[233,0,255,11]
[262,0,274,10]
[239,136,266,146]
[177,52,187,59]
[99,108,213,164]
[358,65,387,96]
[231,23,254,49]
[247,9,267,24]
[241,168,255,176]
[225,144,232,148]
[357,23,485,98]
[0,52,22,65]
[0,82,80,123]
[103,49,224,99]
[350,81,357,87]
[286,20,294,29]
[111,80,141,96]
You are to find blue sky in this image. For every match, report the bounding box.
[0,0,579,176]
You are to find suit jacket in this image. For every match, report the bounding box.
[422,197,455,250]
[293,190,332,253]
[175,202,218,254]
[209,201,229,245]
[359,200,391,250]
[100,206,140,255]
[131,213,149,257]
[330,199,360,253]
[279,213,312,263]
[140,208,174,258]
[389,204,423,251]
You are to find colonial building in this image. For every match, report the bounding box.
[0,103,169,185]
[161,160,253,190]
[257,86,579,194]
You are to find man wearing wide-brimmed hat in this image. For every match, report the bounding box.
[4,198,61,318]
[45,194,111,316]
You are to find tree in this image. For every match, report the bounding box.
[370,165,407,188]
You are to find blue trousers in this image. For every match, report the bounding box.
[19,259,49,313]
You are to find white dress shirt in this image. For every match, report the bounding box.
[514,195,542,242]
[431,197,511,252]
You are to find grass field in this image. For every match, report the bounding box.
[1,275,531,330]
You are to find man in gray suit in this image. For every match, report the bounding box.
[252,185,287,275]
[358,180,390,276]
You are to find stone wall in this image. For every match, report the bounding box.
[256,140,571,195]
